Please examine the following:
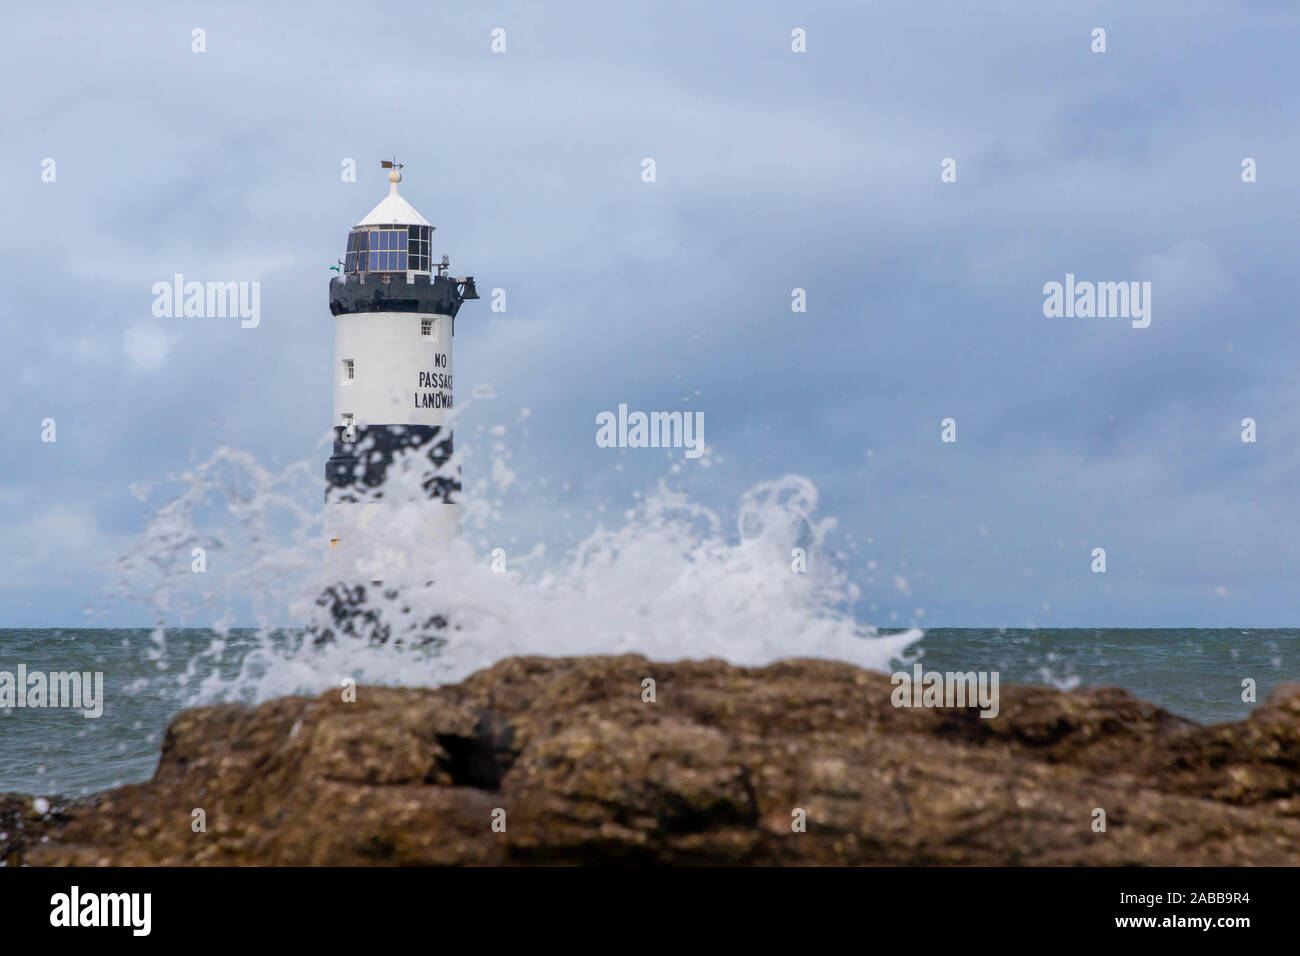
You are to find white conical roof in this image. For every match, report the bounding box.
[356,174,431,227]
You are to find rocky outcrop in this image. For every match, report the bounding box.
[4,656,1300,865]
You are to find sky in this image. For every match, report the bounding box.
[2,0,1299,628]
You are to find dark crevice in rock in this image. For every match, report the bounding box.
[432,711,518,791]
[648,783,760,835]
[737,766,761,826]
[356,836,396,860]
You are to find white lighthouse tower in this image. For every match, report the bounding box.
[325,161,477,575]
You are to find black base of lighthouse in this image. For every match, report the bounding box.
[325,423,459,503]
[307,580,451,646]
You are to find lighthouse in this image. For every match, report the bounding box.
[324,161,478,571]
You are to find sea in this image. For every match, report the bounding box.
[1,626,1294,797]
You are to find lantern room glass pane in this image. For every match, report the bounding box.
[346,226,426,271]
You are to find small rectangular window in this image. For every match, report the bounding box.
[421,318,432,336]
[341,413,356,442]
[342,359,354,383]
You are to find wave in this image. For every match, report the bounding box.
[113,407,921,706]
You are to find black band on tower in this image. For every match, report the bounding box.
[329,273,474,318]
[325,424,459,503]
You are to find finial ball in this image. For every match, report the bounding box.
[388,169,402,183]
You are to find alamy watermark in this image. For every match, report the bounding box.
[595,404,705,459]
[891,663,1000,719]
[1042,273,1151,328]
[50,886,150,936]
[0,665,104,718]
[151,274,260,328]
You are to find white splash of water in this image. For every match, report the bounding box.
[114,416,921,705]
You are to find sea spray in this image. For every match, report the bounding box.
[113,406,921,707]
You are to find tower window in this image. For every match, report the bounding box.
[341,414,355,442]
[345,225,433,273]
[407,225,432,272]
[367,229,408,271]
[421,318,433,336]
[342,359,355,383]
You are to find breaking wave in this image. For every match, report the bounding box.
[113,402,921,706]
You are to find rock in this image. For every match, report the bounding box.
[4,655,1300,865]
